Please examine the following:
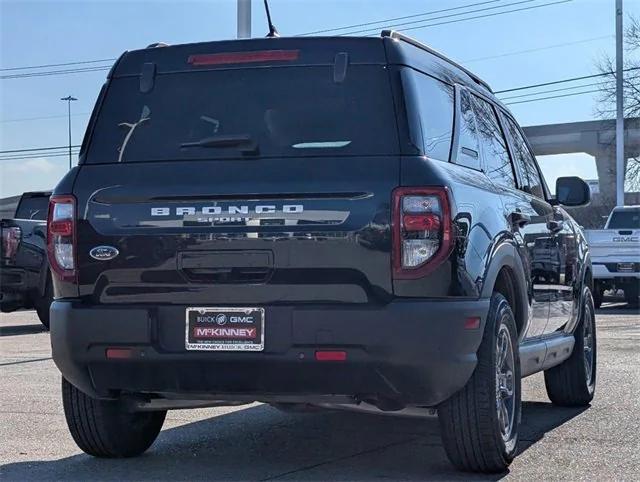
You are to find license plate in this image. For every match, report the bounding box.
[617,262,635,272]
[185,307,264,351]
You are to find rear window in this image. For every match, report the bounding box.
[15,195,49,220]
[85,65,398,163]
[608,209,640,229]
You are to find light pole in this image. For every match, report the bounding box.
[237,0,251,38]
[60,95,77,170]
[615,0,624,207]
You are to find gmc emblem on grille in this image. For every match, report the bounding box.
[613,236,639,242]
[151,205,304,216]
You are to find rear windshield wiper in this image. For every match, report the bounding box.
[180,134,258,154]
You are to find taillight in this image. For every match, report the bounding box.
[392,187,453,279]
[187,49,299,66]
[47,195,76,282]
[1,226,21,259]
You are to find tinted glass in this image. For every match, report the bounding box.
[608,209,640,229]
[456,89,481,170]
[471,95,515,188]
[504,116,545,198]
[15,196,49,220]
[406,70,454,161]
[86,65,397,163]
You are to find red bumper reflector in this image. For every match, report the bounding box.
[188,49,299,66]
[106,348,133,359]
[464,317,481,330]
[315,350,347,361]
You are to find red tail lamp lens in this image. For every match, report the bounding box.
[49,220,73,236]
[403,213,441,232]
[47,195,76,282]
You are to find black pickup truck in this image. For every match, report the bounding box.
[1,191,53,328]
[49,32,596,473]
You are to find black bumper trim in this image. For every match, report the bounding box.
[51,298,489,407]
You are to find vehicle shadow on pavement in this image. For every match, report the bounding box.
[518,401,588,452]
[0,400,587,481]
[0,323,46,336]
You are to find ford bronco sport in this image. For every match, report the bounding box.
[49,31,596,473]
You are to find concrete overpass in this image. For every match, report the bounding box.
[523,118,640,208]
[523,118,640,227]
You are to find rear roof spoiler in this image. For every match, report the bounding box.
[380,30,493,93]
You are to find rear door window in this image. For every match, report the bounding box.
[15,195,49,220]
[503,116,546,199]
[85,65,398,163]
[455,89,482,171]
[470,95,516,189]
[403,69,454,161]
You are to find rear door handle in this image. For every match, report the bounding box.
[509,211,530,228]
[547,220,564,233]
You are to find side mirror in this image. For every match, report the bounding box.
[555,176,590,207]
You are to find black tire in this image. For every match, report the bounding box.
[623,282,639,308]
[438,293,521,473]
[35,274,53,330]
[544,286,596,406]
[592,283,603,309]
[62,378,166,457]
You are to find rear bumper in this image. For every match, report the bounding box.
[51,298,489,407]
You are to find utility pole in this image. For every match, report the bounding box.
[615,0,624,207]
[60,95,77,170]
[237,0,251,39]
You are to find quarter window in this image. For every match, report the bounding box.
[404,69,454,161]
[470,95,515,189]
[456,89,481,171]
[504,116,545,199]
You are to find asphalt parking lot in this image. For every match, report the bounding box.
[1,303,638,481]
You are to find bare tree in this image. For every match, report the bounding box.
[595,15,640,192]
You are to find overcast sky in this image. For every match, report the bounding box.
[1,0,638,197]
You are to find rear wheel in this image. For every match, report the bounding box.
[438,293,521,473]
[623,282,639,308]
[544,286,596,406]
[62,378,166,457]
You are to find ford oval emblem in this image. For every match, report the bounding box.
[89,246,119,261]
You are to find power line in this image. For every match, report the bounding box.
[342,0,539,36]
[497,78,640,101]
[494,67,640,94]
[0,0,573,79]
[0,0,507,75]
[504,88,601,105]
[0,151,80,161]
[0,113,89,123]
[297,0,504,36]
[0,58,116,72]
[352,0,572,37]
[461,35,613,64]
[0,145,81,154]
[1,66,110,80]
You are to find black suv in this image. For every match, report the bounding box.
[49,31,596,473]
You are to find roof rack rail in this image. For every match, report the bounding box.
[381,30,493,93]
